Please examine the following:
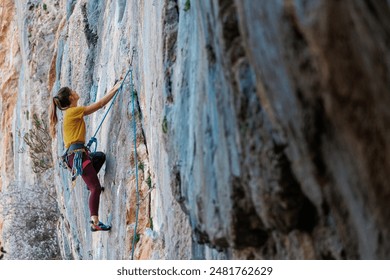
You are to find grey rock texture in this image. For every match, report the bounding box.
[0,0,389,259]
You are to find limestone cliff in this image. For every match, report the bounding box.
[0,0,389,260]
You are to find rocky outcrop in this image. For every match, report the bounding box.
[0,0,19,192]
[231,0,390,259]
[0,0,389,260]
[0,0,61,259]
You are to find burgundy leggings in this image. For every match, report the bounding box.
[68,152,105,217]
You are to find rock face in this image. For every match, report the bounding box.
[0,0,61,259]
[0,0,389,259]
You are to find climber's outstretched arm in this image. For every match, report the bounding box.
[84,81,122,116]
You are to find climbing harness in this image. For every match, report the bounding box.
[61,142,92,186]
[70,149,85,180]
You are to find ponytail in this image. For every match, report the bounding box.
[50,87,72,138]
[50,97,58,138]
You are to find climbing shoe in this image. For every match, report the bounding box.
[90,221,111,232]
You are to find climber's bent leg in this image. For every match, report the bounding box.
[67,152,110,231]
[89,151,106,174]
[81,163,111,231]
[80,162,101,217]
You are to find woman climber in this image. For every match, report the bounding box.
[50,82,121,232]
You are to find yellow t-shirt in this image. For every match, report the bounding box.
[63,106,86,148]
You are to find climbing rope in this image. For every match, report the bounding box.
[87,47,137,152]
[130,69,140,260]
[86,69,130,152]
[83,47,141,259]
